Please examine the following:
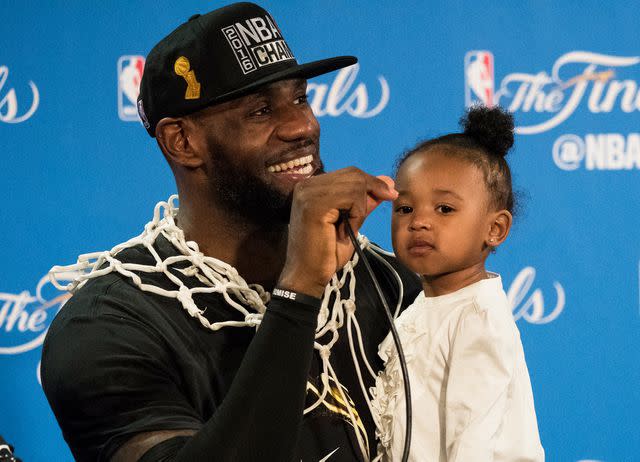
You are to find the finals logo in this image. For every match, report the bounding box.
[507,267,565,324]
[0,65,39,124]
[465,50,640,171]
[307,64,389,119]
[0,272,79,356]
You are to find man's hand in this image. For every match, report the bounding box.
[277,167,397,298]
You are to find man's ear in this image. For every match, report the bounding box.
[155,117,204,169]
[486,209,512,249]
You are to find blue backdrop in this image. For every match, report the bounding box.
[2,1,639,460]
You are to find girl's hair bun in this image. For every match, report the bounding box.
[461,106,514,158]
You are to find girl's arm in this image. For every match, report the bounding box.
[444,304,516,461]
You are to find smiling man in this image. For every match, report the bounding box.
[41,3,420,461]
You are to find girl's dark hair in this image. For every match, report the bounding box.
[396,105,516,214]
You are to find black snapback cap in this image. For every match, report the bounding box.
[137,2,357,137]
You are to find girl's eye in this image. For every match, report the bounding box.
[437,205,454,214]
[394,205,413,214]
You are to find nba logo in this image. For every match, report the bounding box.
[464,51,494,107]
[118,55,145,121]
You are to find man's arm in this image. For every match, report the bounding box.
[43,168,397,462]
[111,431,195,462]
[111,297,321,462]
[125,168,397,461]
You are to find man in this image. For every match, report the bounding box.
[42,3,420,461]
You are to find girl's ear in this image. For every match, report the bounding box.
[486,210,512,249]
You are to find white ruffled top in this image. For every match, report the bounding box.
[370,274,544,461]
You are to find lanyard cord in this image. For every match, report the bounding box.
[340,212,412,462]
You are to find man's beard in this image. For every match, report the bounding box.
[209,145,324,227]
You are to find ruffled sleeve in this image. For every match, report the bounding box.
[369,303,426,460]
[444,298,517,461]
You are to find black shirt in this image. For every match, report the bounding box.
[41,236,420,461]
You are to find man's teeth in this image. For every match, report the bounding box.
[267,155,314,173]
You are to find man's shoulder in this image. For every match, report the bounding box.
[365,246,411,272]
[46,242,202,345]
[56,245,168,317]
[46,239,250,344]
[363,245,421,289]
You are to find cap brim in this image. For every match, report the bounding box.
[150,55,357,137]
[212,55,357,104]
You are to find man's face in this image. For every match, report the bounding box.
[192,78,322,225]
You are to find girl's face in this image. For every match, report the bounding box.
[392,148,501,293]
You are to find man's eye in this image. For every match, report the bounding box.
[250,106,271,116]
[394,205,413,214]
[437,205,454,214]
[294,94,308,105]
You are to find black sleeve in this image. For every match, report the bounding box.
[171,297,319,461]
[41,282,319,462]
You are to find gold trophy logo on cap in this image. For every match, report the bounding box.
[174,56,201,100]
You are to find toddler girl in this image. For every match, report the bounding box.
[370,106,544,461]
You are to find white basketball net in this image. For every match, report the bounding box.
[49,195,404,462]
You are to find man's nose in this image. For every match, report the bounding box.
[275,105,319,141]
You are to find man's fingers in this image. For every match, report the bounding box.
[377,175,396,194]
[337,175,397,241]
[368,174,398,201]
[298,168,397,224]
[332,173,397,227]
[364,174,397,217]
